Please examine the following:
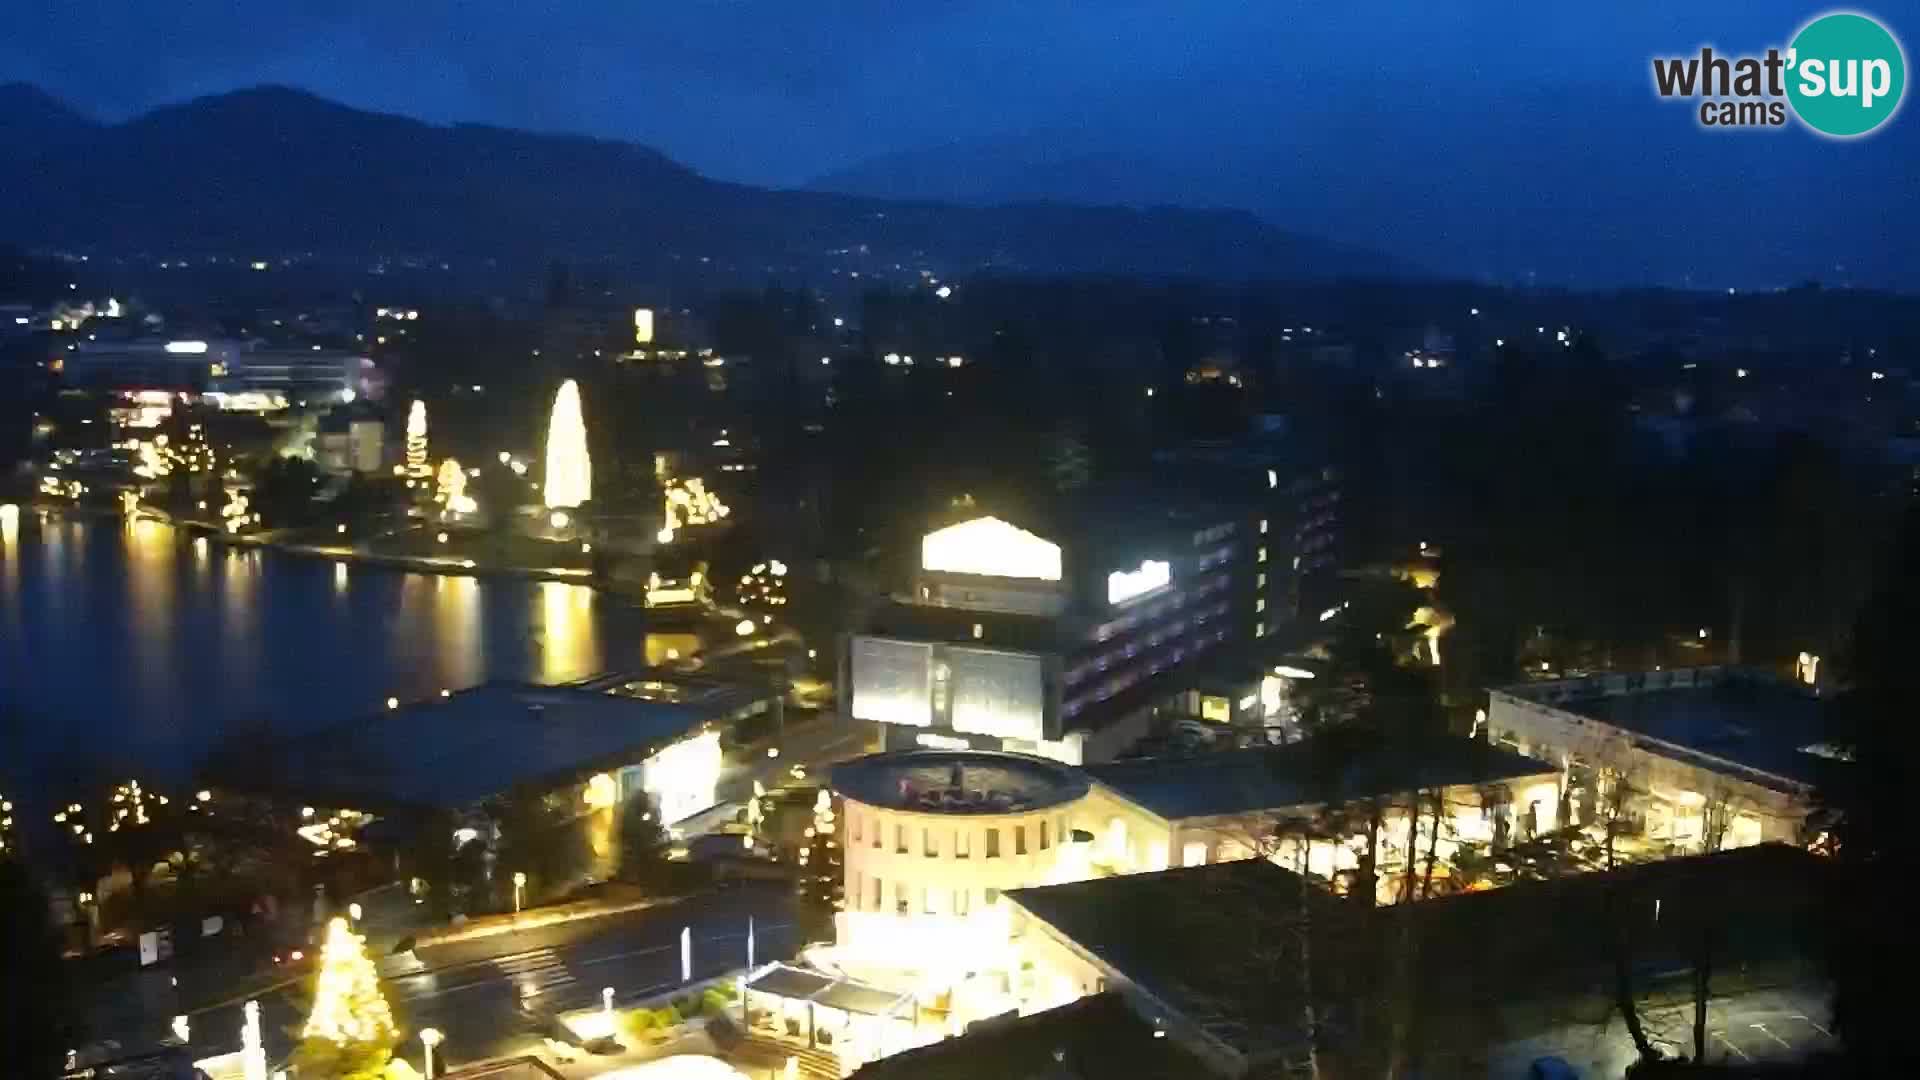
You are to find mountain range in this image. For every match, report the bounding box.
[0,83,1393,282]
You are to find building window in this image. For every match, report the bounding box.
[924,828,937,857]
[1256,621,1266,637]
[896,824,909,854]
[851,815,861,844]
[985,887,1001,906]
[873,820,882,849]
[954,888,970,916]
[1015,826,1028,855]
[1256,597,1266,613]
[1257,572,1266,589]
[1260,518,1269,534]
[1257,546,1268,563]
[1201,695,1230,723]
[896,882,910,915]
[871,877,882,911]
[851,872,861,907]
[956,829,971,859]
[1040,821,1050,850]
[972,623,984,640]
[1183,840,1209,867]
[924,888,938,915]
[985,828,1001,858]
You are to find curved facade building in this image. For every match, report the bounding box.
[832,750,1094,972]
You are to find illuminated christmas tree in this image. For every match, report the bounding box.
[543,380,591,510]
[405,400,430,483]
[294,917,398,1080]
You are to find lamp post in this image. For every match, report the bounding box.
[512,871,527,913]
[420,1028,442,1078]
[347,901,362,929]
[602,986,615,1017]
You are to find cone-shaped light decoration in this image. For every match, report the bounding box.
[544,379,592,509]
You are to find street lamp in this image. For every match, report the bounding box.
[347,902,362,928]
[512,871,527,913]
[419,1028,442,1078]
[602,986,615,1017]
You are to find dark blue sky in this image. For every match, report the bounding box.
[3,1,1915,288]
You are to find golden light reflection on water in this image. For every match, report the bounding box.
[434,574,483,689]
[539,581,596,682]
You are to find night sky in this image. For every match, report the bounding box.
[4,1,1915,288]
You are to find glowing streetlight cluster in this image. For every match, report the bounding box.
[660,475,730,542]
[435,458,477,516]
[735,559,789,609]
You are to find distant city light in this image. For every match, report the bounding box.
[165,340,209,354]
[735,619,757,637]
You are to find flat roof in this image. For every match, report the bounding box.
[243,682,715,810]
[832,750,1090,815]
[1500,668,1829,790]
[848,993,1206,1080]
[743,963,913,1018]
[1008,845,1825,1070]
[1085,735,1556,821]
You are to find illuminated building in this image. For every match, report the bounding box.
[843,499,1268,765]
[314,414,385,475]
[543,379,592,509]
[212,677,780,844]
[62,338,364,404]
[1487,667,1827,854]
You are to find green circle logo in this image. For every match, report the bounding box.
[1787,12,1906,136]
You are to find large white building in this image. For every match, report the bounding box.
[1486,667,1826,853]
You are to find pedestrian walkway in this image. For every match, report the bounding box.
[495,947,578,1002]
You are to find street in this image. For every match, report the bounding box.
[183,883,804,1075]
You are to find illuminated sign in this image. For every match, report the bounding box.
[850,637,934,727]
[921,516,1061,581]
[1106,559,1171,605]
[164,340,209,354]
[634,307,655,345]
[949,647,1046,741]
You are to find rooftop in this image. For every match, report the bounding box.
[1085,735,1556,821]
[1007,845,1825,1072]
[1499,667,1830,790]
[831,750,1090,815]
[848,992,1207,1080]
[236,681,717,810]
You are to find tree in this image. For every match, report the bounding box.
[618,796,671,887]
[292,917,398,1080]
[1821,502,1920,1072]
[0,857,76,1080]
[252,455,324,529]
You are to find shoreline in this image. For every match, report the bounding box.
[20,500,646,597]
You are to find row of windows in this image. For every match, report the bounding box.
[849,874,1003,915]
[848,815,1065,858]
[1062,600,1230,716]
[1191,522,1236,547]
[1078,571,1230,665]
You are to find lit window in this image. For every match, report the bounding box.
[851,873,862,907]
[985,887,1001,906]
[985,828,1001,858]
[954,888,970,915]
[896,824,909,854]
[924,828,937,857]
[1260,518,1269,534]
[871,877,882,910]
[1256,621,1267,637]
[851,816,862,844]
[1257,546,1268,563]
[896,883,910,915]
[1256,597,1266,613]
[924,888,937,915]
[1183,841,1208,867]
[972,623,984,640]
[1201,696,1230,723]
[1016,826,1028,855]
[1257,572,1266,589]
[956,829,971,859]
[873,821,882,849]
[1040,821,1050,850]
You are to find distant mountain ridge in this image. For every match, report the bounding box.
[0,85,1396,281]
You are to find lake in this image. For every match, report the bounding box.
[0,510,671,801]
